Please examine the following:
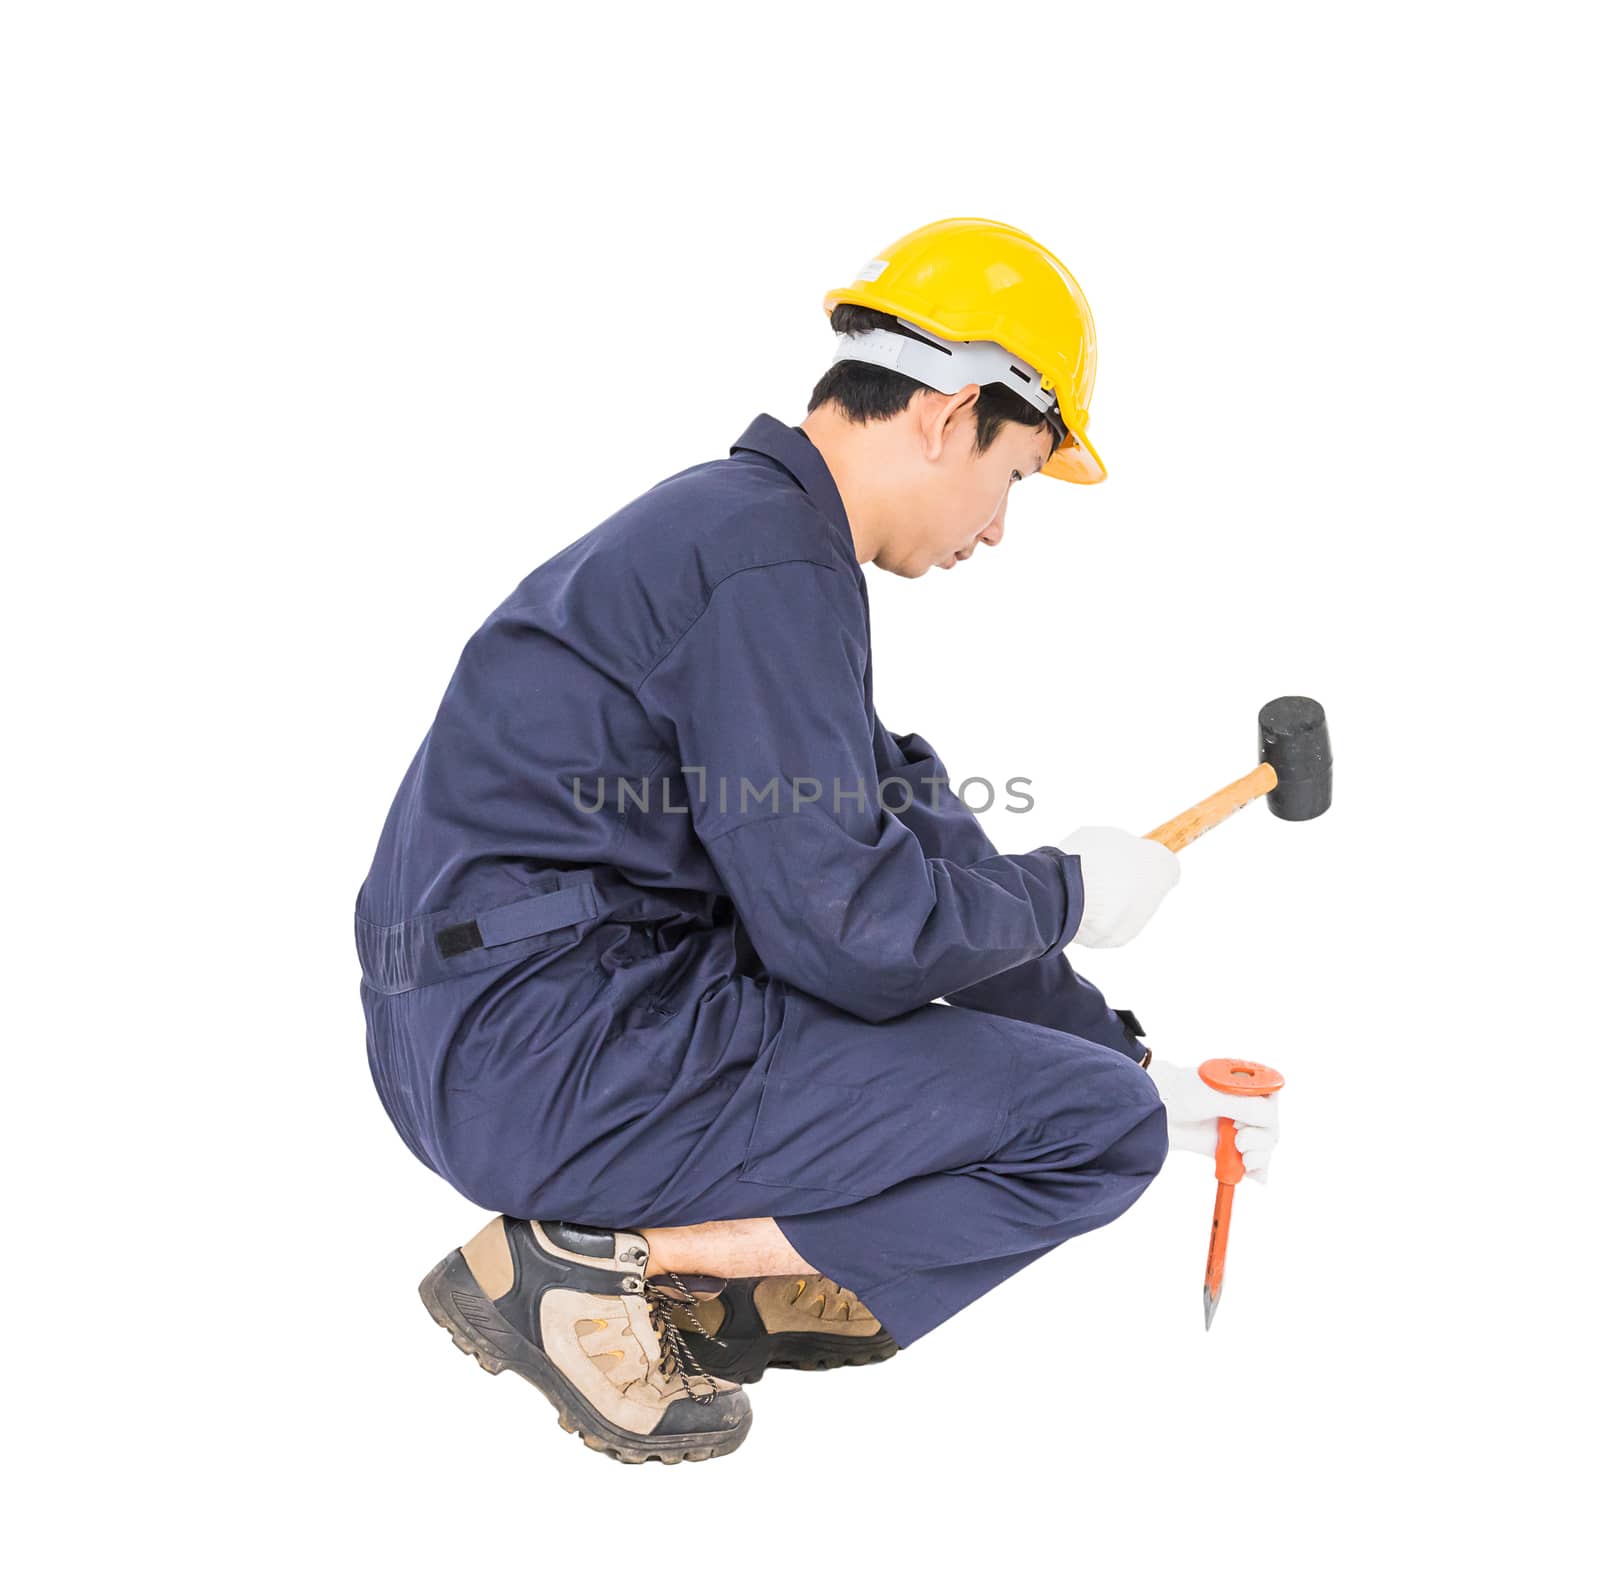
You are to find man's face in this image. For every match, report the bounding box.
[875,391,1056,579]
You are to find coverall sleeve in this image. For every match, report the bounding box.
[634,560,1084,1024]
[872,714,1150,1062]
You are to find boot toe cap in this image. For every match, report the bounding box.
[654,1384,751,1439]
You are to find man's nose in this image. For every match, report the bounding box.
[980,496,1008,546]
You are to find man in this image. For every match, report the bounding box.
[355,217,1281,1465]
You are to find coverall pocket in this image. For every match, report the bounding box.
[736,994,1017,1204]
[736,1012,874,1202]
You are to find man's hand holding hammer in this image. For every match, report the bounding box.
[1063,824,1182,949]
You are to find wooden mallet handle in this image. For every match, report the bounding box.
[1144,762,1278,854]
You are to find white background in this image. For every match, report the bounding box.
[5,3,1594,1575]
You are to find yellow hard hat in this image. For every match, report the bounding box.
[822,216,1106,484]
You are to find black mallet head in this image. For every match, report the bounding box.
[1258,696,1332,821]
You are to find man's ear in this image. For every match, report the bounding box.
[919,384,982,465]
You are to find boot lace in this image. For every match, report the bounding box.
[643,1271,727,1407]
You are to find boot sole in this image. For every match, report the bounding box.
[689,1332,900,1385]
[418,1251,751,1466]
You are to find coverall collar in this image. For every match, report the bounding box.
[730,414,857,561]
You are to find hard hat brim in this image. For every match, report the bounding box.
[1040,426,1106,485]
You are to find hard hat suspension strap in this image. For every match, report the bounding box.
[829,316,1067,444]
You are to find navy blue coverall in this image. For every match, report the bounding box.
[355,413,1167,1348]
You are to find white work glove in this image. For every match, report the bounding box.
[1146,1058,1281,1184]
[1062,826,1180,948]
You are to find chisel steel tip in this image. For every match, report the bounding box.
[1203,1287,1219,1330]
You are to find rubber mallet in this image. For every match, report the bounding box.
[1145,696,1332,853]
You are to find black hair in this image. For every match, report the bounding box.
[806,303,1065,460]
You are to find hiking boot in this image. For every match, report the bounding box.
[673,1274,898,1384]
[418,1216,751,1464]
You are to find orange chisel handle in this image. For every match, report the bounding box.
[1204,1120,1244,1305]
[1204,1180,1236,1308]
[1198,1060,1286,1321]
[1214,1114,1246,1186]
